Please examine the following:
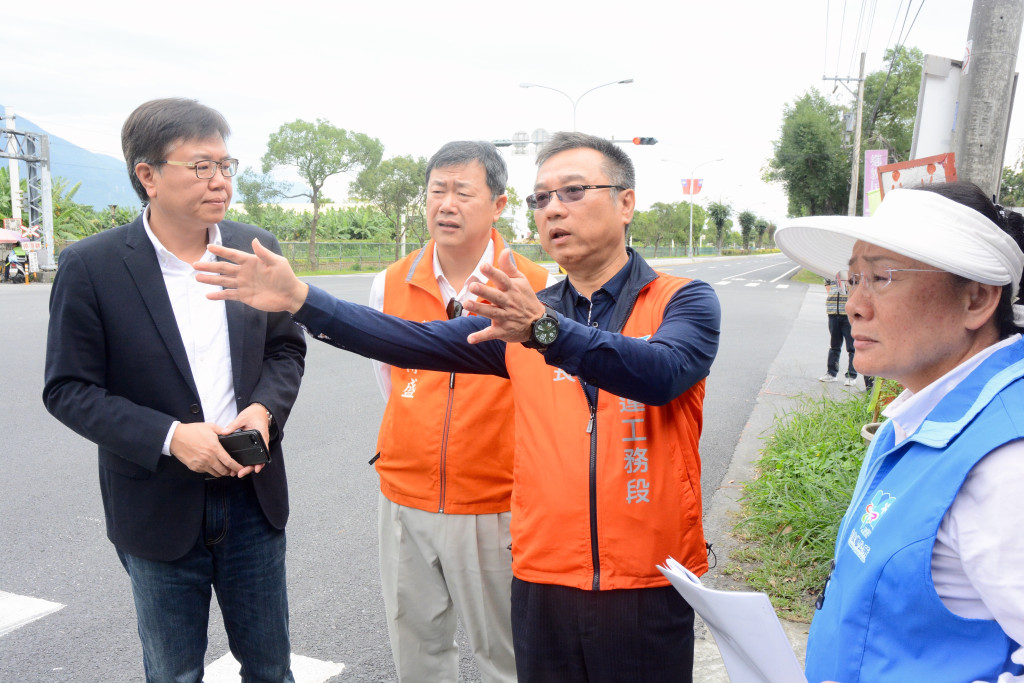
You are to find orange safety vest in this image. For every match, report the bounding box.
[505,273,708,590]
[376,230,550,514]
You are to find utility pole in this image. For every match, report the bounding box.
[823,57,866,215]
[952,0,1024,198]
[847,53,867,216]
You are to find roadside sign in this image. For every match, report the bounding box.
[3,218,21,231]
[22,241,43,252]
[21,224,41,240]
[877,153,957,200]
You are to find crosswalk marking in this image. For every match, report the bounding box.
[205,652,344,682]
[0,591,65,637]
[714,280,791,289]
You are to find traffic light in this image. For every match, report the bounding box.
[632,137,658,145]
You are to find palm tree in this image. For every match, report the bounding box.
[754,218,770,249]
[707,201,732,254]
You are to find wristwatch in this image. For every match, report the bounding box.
[523,305,560,350]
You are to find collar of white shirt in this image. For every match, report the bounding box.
[141,207,223,269]
[883,334,1022,443]
[431,238,495,311]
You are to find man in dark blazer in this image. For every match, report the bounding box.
[43,98,306,683]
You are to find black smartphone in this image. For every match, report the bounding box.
[218,429,271,466]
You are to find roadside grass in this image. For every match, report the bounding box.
[732,391,871,621]
[792,268,826,285]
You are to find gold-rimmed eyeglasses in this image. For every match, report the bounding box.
[841,268,945,293]
[158,158,239,179]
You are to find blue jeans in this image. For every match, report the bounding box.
[117,476,293,683]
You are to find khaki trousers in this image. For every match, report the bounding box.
[378,493,516,683]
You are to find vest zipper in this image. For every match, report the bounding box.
[438,372,456,513]
[582,273,649,592]
[585,390,601,591]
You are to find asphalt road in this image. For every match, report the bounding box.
[0,253,807,681]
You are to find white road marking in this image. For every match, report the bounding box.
[205,652,344,682]
[0,591,65,637]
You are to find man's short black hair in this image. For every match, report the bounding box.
[121,98,231,203]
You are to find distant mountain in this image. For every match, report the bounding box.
[1,107,141,211]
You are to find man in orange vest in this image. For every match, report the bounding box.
[196,132,721,683]
[367,141,551,682]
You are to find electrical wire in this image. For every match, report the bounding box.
[834,0,849,79]
[847,0,869,78]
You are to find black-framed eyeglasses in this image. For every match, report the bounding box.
[526,184,625,210]
[446,298,464,320]
[158,158,239,179]
[843,268,945,293]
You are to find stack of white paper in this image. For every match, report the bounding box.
[657,557,807,683]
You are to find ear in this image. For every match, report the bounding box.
[491,194,508,223]
[963,281,1003,331]
[135,162,159,200]
[618,188,636,228]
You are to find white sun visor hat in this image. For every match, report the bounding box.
[774,188,1024,299]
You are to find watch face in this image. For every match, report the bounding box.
[535,317,558,345]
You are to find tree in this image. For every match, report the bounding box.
[764,90,849,217]
[234,168,287,227]
[495,187,523,242]
[862,47,924,163]
[632,202,685,256]
[526,209,538,241]
[1001,147,1024,206]
[737,210,757,251]
[707,201,732,253]
[351,155,427,259]
[754,218,770,249]
[262,119,383,268]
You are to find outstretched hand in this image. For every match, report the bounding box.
[463,248,546,345]
[193,239,309,313]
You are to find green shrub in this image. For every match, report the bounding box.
[734,392,871,620]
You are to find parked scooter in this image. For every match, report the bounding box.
[3,250,27,284]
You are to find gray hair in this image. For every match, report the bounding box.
[426,141,507,200]
[121,98,231,203]
[535,131,636,190]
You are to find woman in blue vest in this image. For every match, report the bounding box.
[776,182,1024,683]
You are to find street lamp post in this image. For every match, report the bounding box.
[680,158,723,257]
[520,79,634,131]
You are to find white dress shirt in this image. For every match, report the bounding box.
[882,334,1024,681]
[142,209,236,455]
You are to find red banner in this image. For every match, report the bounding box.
[681,178,703,196]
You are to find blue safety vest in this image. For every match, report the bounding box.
[805,337,1024,683]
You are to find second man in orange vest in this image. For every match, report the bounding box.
[368,141,552,682]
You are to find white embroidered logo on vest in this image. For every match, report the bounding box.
[847,490,896,562]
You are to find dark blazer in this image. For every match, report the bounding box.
[43,216,306,562]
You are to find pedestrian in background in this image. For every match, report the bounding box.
[820,274,871,390]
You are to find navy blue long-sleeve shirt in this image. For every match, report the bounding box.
[295,251,720,407]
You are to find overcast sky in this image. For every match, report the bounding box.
[4,0,1016,227]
